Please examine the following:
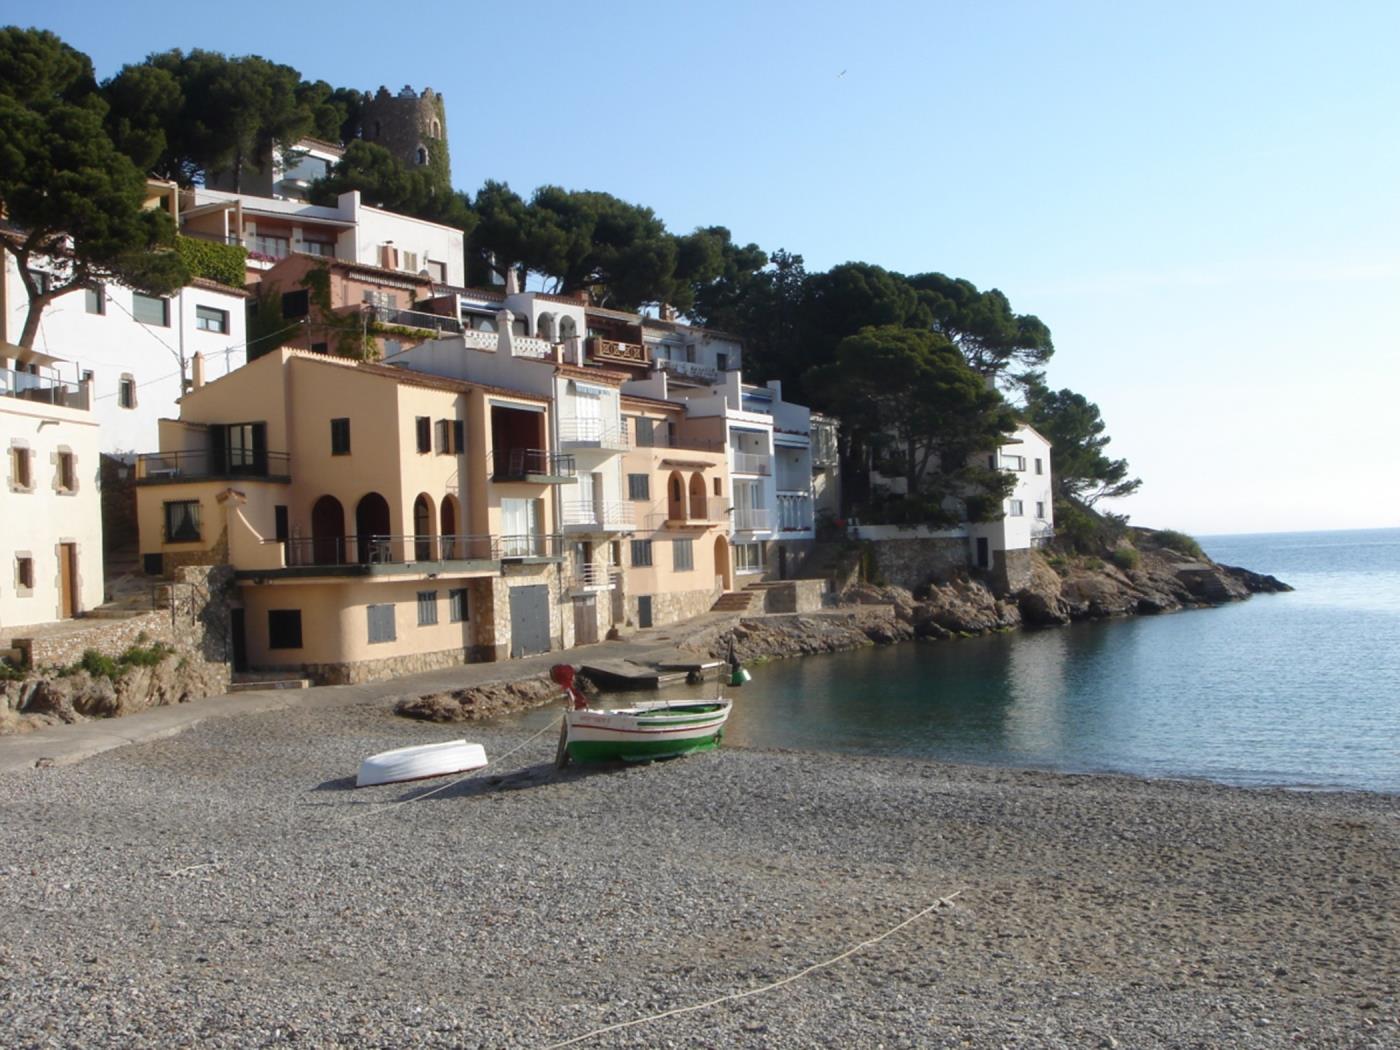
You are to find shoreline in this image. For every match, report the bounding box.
[1,696,1393,1048]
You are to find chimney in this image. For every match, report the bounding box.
[504,268,520,295]
[191,352,206,390]
[659,303,676,322]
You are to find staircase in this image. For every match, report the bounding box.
[710,589,763,614]
[96,544,163,616]
[229,671,312,692]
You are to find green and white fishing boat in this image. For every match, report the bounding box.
[551,663,732,766]
[559,698,732,765]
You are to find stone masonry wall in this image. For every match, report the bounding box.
[868,537,969,590]
[301,645,471,687]
[762,579,828,613]
[629,585,720,628]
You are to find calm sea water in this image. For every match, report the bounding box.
[648,528,1400,793]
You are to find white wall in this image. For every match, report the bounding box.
[0,396,104,631]
[2,256,248,456]
[345,192,464,287]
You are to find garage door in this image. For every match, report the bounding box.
[509,584,552,658]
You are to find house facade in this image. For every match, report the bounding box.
[133,347,580,683]
[968,423,1056,568]
[1,344,103,635]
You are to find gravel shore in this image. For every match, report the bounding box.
[1,692,1395,1049]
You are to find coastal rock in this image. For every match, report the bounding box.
[1015,557,1073,626]
[23,679,83,724]
[394,675,563,722]
[1220,564,1293,594]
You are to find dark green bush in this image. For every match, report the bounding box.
[1112,546,1141,571]
[1153,529,1204,559]
[78,649,120,679]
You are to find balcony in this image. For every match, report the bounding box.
[266,532,564,574]
[777,494,814,533]
[588,337,648,366]
[561,500,635,533]
[463,328,499,351]
[368,305,462,335]
[731,450,771,475]
[651,499,730,530]
[136,448,291,483]
[491,448,577,484]
[1,369,90,411]
[734,507,771,531]
[559,417,630,451]
[568,563,621,594]
[511,335,554,359]
[656,358,719,383]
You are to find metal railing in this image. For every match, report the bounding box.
[569,563,620,591]
[656,358,720,382]
[368,305,462,335]
[734,507,771,531]
[648,499,730,529]
[588,336,648,365]
[275,532,561,568]
[560,500,636,531]
[777,494,813,533]
[558,417,630,449]
[1,369,90,410]
[491,448,576,481]
[136,448,290,481]
[632,431,725,452]
[731,451,771,475]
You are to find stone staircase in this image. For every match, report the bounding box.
[710,588,763,614]
[229,671,312,692]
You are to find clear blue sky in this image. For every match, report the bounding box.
[20,1,1400,534]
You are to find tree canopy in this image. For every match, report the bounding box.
[1024,381,1141,507]
[810,325,1018,524]
[0,27,187,348]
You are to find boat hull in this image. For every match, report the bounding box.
[356,740,487,787]
[564,700,731,763]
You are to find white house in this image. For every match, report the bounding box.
[1,255,251,457]
[967,424,1055,568]
[0,344,104,634]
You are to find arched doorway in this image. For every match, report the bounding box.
[440,495,459,558]
[667,471,685,521]
[311,495,345,565]
[537,313,555,342]
[688,472,707,520]
[713,534,733,592]
[559,316,578,342]
[413,493,436,560]
[356,492,391,563]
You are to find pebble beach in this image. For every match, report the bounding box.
[1,691,1396,1049]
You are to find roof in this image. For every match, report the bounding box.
[261,253,434,288]
[556,364,630,385]
[289,354,550,403]
[189,276,252,300]
[619,392,684,412]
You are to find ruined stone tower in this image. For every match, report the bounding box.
[360,85,451,190]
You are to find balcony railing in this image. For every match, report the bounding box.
[462,328,499,351]
[569,563,620,592]
[588,337,648,366]
[368,306,462,335]
[731,450,771,475]
[777,494,813,533]
[734,507,771,531]
[1,369,90,410]
[275,532,563,568]
[656,358,720,383]
[511,335,554,358]
[558,417,630,450]
[633,431,725,453]
[561,500,635,531]
[649,499,730,530]
[136,448,291,482]
[491,448,576,482]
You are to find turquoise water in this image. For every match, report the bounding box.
[660,528,1400,793]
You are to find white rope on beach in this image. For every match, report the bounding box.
[540,889,965,1049]
[338,714,563,824]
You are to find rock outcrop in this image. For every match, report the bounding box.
[394,674,564,722]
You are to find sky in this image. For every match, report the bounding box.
[17,0,1400,534]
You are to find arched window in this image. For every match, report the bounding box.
[537,314,555,341]
[430,119,441,139]
[416,146,428,165]
[559,316,578,341]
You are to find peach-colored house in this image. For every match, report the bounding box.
[619,394,731,627]
[134,347,580,683]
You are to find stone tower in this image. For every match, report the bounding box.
[360,85,451,190]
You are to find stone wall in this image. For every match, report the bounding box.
[628,585,720,628]
[867,537,969,590]
[760,538,818,581]
[761,579,828,613]
[301,645,473,687]
[992,548,1035,595]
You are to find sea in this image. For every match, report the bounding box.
[654,528,1400,793]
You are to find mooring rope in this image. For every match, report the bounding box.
[338,713,563,823]
[539,889,964,1049]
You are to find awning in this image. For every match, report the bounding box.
[1,342,67,367]
[572,381,609,396]
[488,398,544,414]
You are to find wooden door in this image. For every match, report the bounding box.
[58,543,78,618]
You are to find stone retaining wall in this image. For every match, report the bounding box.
[761,579,828,613]
[628,585,720,628]
[867,537,969,590]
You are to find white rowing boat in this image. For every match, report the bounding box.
[356,740,487,787]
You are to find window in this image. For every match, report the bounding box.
[367,603,396,644]
[435,418,465,454]
[267,610,303,650]
[735,542,765,572]
[118,375,137,410]
[57,451,75,493]
[416,416,432,453]
[1035,501,1046,520]
[416,147,428,166]
[673,538,694,571]
[627,473,650,500]
[1009,500,1024,517]
[16,556,34,591]
[630,539,653,567]
[716,352,728,372]
[449,588,468,623]
[330,418,351,455]
[401,251,419,273]
[713,476,722,496]
[195,306,229,334]
[85,285,105,315]
[634,416,655,447]
[987,454,996,469]
[301,239,332,257]
[164,500,201,542]
[250,234,289,259]
[1035,458,1044,476]
[133,292,169,327]
[428,260,446,284]
[10,446,32,490]
[1002,455,1026,471]
[282,289,310,319]
[274,505,289,541]
[35,271,57,295]
[417,590,439,626]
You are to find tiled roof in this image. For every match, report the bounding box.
[290,351,549,403]
[189,276,252,299]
